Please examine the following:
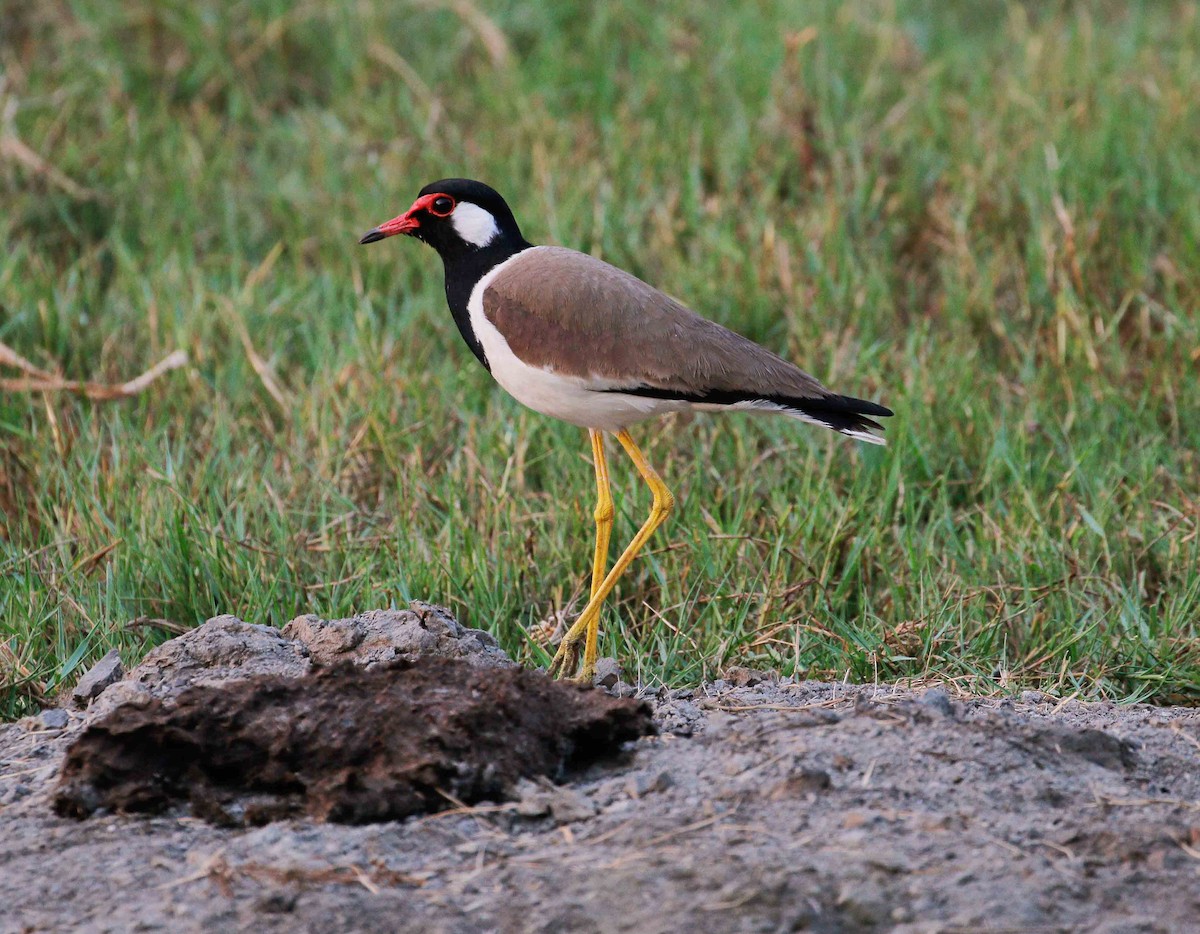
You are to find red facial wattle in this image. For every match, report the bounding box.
[359,193,454,244]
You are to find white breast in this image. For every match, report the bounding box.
[466,248,688,431]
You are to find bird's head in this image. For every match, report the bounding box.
[359,178,525,259]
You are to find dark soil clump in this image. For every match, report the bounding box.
[53,657,653,825]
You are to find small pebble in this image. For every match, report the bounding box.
[37,708,70,730]
[514,778,597,824]
[626,770,674,798]
[71,650,124,707]
[591,657,621,689]
[256,891,297,914]
[917,688,956,719]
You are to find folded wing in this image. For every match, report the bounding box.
[483,246,892,442]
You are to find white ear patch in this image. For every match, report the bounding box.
[452,202,500,247]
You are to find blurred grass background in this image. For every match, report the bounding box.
[1,0,1198,717]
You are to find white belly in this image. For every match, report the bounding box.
[488,363,686,431]
[466,249,688,431]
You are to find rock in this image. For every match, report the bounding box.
[129,616,310,698]
[916,688,956,719]
[767,768,832,799]
[626,770,673,798]
[37,708,70,730]
[836,880,892,926]
[282,602,512,670]
[0,783,32,805]
[1021,690,1047,704]
[515,778,598,824]
[514,778,553,817]
[71,650,124,707]
[255,891,297,915]
[547,788,598,824]
[591,657,621,689]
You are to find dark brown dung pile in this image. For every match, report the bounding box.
[53,657,653,825]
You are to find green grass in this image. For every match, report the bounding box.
[2,0,1198,718]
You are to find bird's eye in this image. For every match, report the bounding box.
[430,196,455,216]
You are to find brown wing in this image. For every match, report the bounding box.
[482,246,830,400]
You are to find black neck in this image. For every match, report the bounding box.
[441,236,532,371]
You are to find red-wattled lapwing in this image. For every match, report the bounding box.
[360,179,893,682]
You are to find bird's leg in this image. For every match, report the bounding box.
[585,429,615,667]
[549,429,675,682]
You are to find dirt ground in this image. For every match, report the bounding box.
[2,605,1198,933]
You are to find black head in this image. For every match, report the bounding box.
[359,178,527,261]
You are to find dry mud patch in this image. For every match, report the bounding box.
[1,605,1198,933]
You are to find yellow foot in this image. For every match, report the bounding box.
[547,632,583,680]
[547,614,599,683]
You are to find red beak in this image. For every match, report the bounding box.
[359,209,419,244]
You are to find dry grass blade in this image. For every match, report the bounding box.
[0,133,105,202]
[0,642,34,685]
[1091,792,1200,812]
[415,801,518,825]
[601,814,727,869]
[415,0,511,69]
[70,539,121,575]
[230,243,292,410]
[0,643,44,703]
[234,324,291,410]
[0,340,54,379]
[101,351,189,399]
[235,859,424,890]
[126,617,191,637]
[367,43,435,105]
[0,344,188,400]
[1051,192,1085,296]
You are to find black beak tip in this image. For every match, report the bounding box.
[359,228,385,245]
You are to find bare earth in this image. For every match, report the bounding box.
[1,605,1198,934]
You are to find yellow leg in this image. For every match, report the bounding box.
[549,429,675,682]
[585,429,614,666]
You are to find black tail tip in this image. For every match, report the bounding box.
[795,393,893,443]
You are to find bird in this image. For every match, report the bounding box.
[360,178,893,682]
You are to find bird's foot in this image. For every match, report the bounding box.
[548,642,599,684]
[548,644,597,684]
[547,635,581,680]
[547,609,600,682]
